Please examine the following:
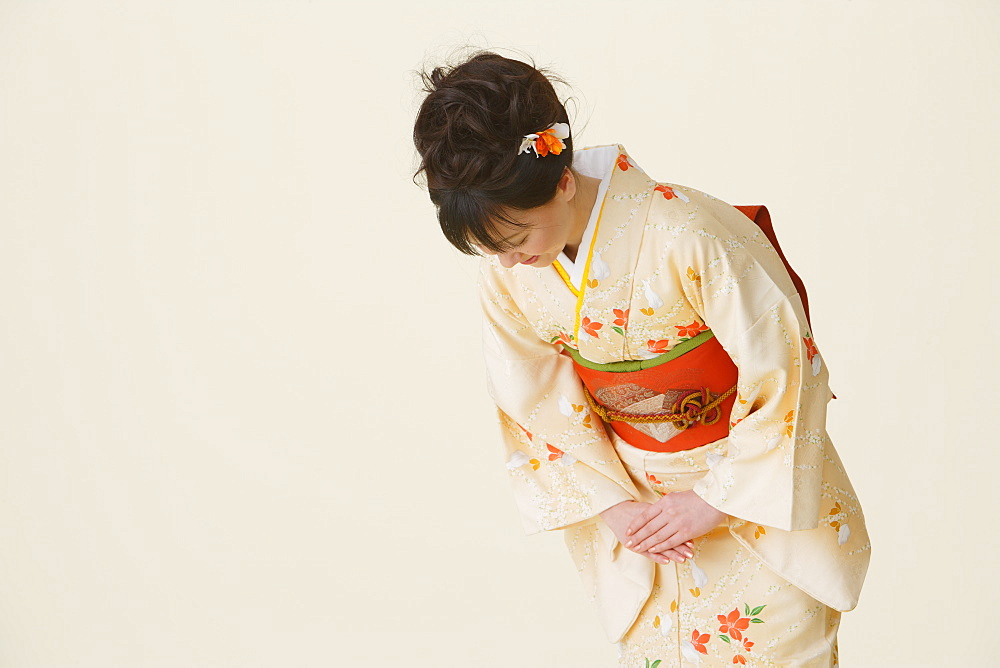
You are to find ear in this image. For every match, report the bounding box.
[556,167,576,202]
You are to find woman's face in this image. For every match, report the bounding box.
[477,169,580,269]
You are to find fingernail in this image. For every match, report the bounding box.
[625,540,632,547]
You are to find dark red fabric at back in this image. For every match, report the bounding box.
[733,205,811,329]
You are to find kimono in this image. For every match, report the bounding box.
[478,145,870,666]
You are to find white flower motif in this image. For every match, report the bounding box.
[811,353,823,376]
[690,559,708,589]
[642,279,663,309]
[590,251,610,280]
[766,434,782,451]
[838,524,851,545]
[706,452,724,469]
[560,452,578,466]
[506,450,530,470]
[680,641,702,664]
[558,394,574,417]
[659,613,674,638]
[674,188,690,203]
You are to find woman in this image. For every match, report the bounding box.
[413,52,870,667]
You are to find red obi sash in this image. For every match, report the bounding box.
[563,331,738,453]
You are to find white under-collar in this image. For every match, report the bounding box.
[557,145,618,286]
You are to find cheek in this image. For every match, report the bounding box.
[530,229,561,252]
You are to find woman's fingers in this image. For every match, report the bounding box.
[625,505,660,543]
[632,524,680,554]
[625,506,660,537]
[649,551,673,565]
[643,549,674,565]
[661,548,690,562]
[645,547,689,564]
[649,537,694,558]
[624,512,663,547]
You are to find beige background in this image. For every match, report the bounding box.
[0,0,996,665]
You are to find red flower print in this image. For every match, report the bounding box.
[646,473,662,485]
[691,629,710,655]
[717,609,750,641]
[581,317,603,338]
[546,444,564,461]
[654,184,676,200]
[646,339,670,354]
[803,335,819,363]
[613,308,630,327]
[675,321,708,338]
[616,153,630,170]
[742,638,754,652]
[733,656,747,665]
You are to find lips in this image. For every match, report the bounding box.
[521,255,540,265]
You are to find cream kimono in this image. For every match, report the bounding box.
[479,145,870,666]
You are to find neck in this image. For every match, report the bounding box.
[563,171,601,263]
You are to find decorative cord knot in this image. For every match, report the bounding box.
[582,385,736,428]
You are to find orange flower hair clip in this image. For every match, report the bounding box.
[518,122,570,158]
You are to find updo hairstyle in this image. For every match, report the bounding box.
[413,52,573,255]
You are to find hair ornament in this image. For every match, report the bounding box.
[518,122,570,158]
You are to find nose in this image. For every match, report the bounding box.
[498,252,522,268]
[475,243,523,268]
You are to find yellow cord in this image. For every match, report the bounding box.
[582,385,737,429]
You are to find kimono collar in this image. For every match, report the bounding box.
[551,144,652,294]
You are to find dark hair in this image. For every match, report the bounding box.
[413,52,572,255]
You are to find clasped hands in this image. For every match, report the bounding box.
[599,490,727,565]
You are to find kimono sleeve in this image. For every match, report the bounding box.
[671,193,832,532]
[478,260,639,535]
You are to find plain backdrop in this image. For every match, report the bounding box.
[1,0,997,666]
